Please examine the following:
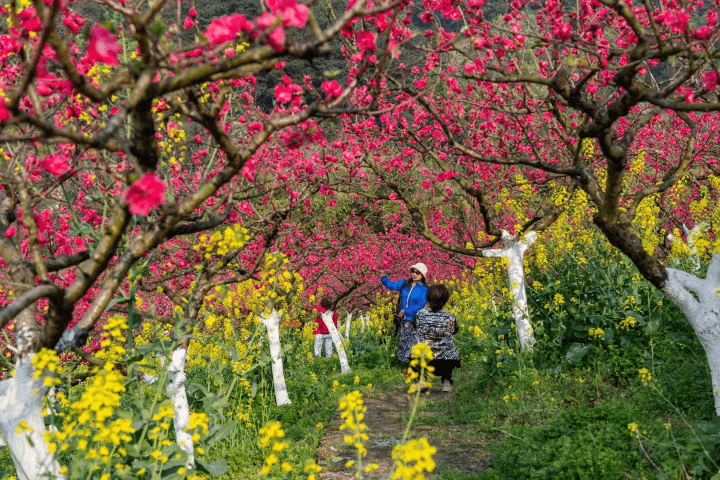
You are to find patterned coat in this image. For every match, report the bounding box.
[414,308,460,361]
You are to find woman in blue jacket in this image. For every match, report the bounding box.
[381,262,429,365]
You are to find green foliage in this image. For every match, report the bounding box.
[480,400,646,480]
[3,235,720,479]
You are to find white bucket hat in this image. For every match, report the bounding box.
[409,263,428,278]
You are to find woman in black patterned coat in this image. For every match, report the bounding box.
[414,284,460,393]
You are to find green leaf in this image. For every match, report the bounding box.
[603,328,615,342]
[643,317,661,334]
[206,421,237,445]
[196,458,229,476]
[128,310,143,331]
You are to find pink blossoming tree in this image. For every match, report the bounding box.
[0,0,400,475]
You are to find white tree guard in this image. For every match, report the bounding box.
[344,312,353,338]
[322,311,352,374]
[663,253,720,415]
[260,310,292,406]
[139,350,194,464]
[0,354,64,480]
[482,231,537,351]
[167,348,194,466]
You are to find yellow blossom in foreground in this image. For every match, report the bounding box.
[391,438,437,480]
[588,328,605,340]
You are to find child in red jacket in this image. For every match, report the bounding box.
[313,297,338,358]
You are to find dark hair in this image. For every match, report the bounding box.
[320,297,332,310]
[426,284,449,312]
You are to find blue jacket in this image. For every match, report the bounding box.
[381,276,428,322]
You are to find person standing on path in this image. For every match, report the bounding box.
[414,284,461,393]
[312,297,338,358]
[381,263,429,367]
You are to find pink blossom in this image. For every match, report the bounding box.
[552,23,572,42]
[256,12,286,52]
[184,16,194,29]
[357,31,377,51]
[62,11,84,34]
[248,122,263,134]
[0,100,10,123]
[124,173,166,216]
[275,76,302,102]
[205,14,252,44]
[18,8,42,35]
[4,226,15,238]
[703,71,718,91]
[86,25,122,65]
[189,7,197,17]
[693,26,713,39]
[321,80,343,99]
[41,153,72,177]
[266,0,308,28]
[37,81,52,96]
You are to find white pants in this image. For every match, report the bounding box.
[314,334,333,358]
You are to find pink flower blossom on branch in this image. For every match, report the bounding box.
[552,23,572,42]
[702,71,718,91]
[124,173,166,216]
[275,76,302,103]
[693,26,713,39]
[321,80,343,99]
[256,12,286,52]
[41,153,72,178]
[266,0,308,28]
[205,14,252,44]
[0,100,10,123]
[86,25,122,66]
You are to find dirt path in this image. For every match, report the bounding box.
[316,383,491,479]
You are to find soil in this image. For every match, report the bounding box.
[316,383,492,479]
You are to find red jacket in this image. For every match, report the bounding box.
[313,306,338,334]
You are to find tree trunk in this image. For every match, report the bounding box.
[167,348,194,466]
[322,310,352,374]
[482,231,537,351]
[662,255,720,415]
[345,312,352,339]
[260,310,291,406]
[0,356,64,480]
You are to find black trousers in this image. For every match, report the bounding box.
[413,359,461,384]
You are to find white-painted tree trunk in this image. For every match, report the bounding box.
[0,355,64,480]
[322,311,352,374]
[663,253,720,415]
[345,312,352,338]
[140,350,194,463]
[260,310,291,406]
[482,230,537,351]
[361,314,367,332]
[167,348,194,466]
